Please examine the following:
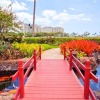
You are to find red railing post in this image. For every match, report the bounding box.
[70,49,72,70]
[18,60,24,98]
[34,50,36,70]
[84,60,91,99]
[39,45,41,60]
[64,47,66,60]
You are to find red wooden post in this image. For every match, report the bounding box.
[34,50,36,70]
[64,47,66,60]
[39,45,41,60]
[84,60,91,99]
[70,49,72,70]
[18,60,24,98]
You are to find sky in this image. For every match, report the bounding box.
[0,0,100,35]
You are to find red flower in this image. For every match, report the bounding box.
[60,40,99,56]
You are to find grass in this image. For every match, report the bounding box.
[41,44,59,50]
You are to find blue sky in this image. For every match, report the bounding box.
[0,0,100,35]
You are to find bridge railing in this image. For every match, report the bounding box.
[11,46,41,100]
[64,47,98,100]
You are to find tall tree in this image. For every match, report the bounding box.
[71,32,77,37]
[82,31,90,37]
[0,6,22,33]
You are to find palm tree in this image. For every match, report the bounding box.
[33,0,36,37]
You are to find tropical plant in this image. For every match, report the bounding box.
[12,42,54,57]
[60,40,99,56]
[0,42,25,60]
[76,52,87,58]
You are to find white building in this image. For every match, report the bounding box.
[22,24,41,33]
[40,27,64,33]
[41,27,53,33]
[22,24,32,33]
[22,23,64,34]
[52,27,64,33]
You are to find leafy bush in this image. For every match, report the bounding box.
[0,33,22,43]
[25,33,32,37]
[22,37,79,45]
[12,42,54,57]
[34,32,63,37]
[0,41,7,54]
[60,40,99,56]
[0,41,57,60]
[22,37,100,45]
[0,42,24,60]
[85,37,100,44]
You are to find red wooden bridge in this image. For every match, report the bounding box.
[12,47,98,100]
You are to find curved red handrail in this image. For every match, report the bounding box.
[11,46,41,100]
[64,47,98,100]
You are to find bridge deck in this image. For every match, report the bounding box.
[18,59,89,100]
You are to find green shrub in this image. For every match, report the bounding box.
[25,33,32,37]
[0,42,22,60]
[34,32,63,37]
[12,42,55,57]
[84,37,100,44]
[0,41,7,54]
[22,37,55,44]
[22,37,100,45]
[22,37,79,45]
[0,33,22,43]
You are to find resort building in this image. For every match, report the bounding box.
[22,23,64,34]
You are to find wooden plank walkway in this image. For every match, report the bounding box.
[18,59,89,100]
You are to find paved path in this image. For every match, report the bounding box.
[42,48,63,59]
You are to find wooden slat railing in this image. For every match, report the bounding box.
[64,47,98,100]
[11,46,41,100]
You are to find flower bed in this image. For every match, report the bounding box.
[60,39,100,56]
[60,40,100,74]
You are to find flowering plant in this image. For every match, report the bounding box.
[60,40,99,56]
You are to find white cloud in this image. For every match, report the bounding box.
[0,0,11,8]
[0,0,28,11]
[42,10,57,18]
[12,1,28,11]
[16,12,33,23]
[28,10,90,27]
[16,10,91,27]
[0,0,91,27]
[52,12,70,21]
[41,10,91,22]
[36,16,52,26]
[72,13,91,21]
[16,11,52,26]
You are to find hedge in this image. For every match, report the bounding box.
[22,37,100,45]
